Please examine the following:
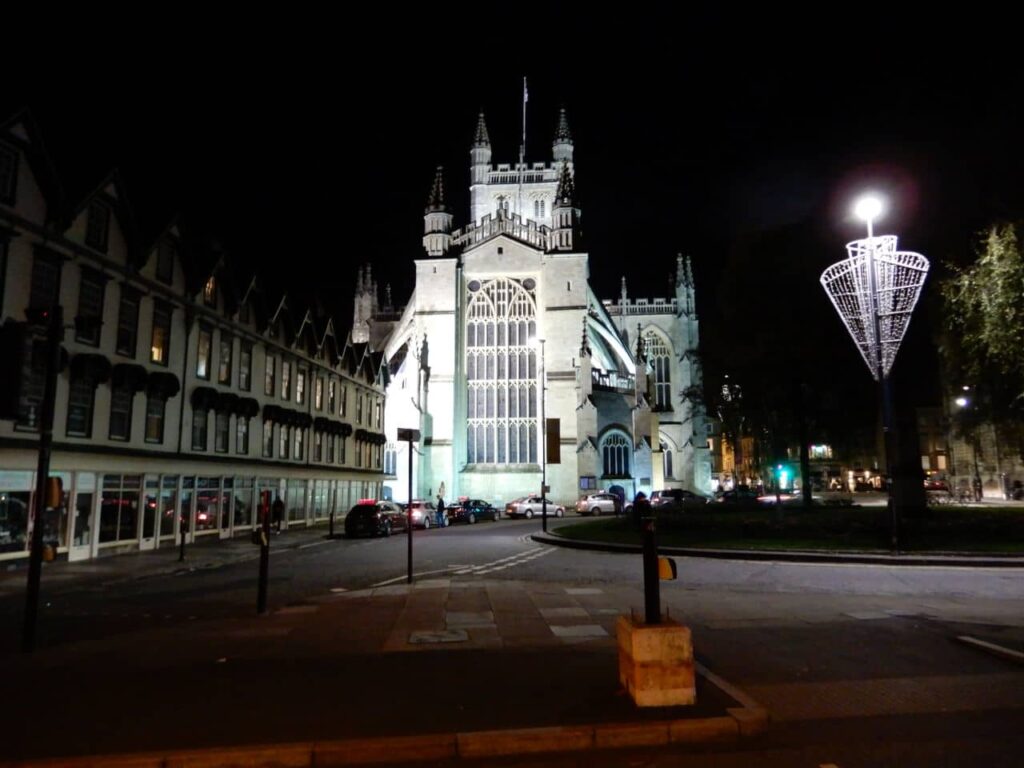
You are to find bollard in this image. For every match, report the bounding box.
[329,510,335,538]
[178,516,187,562]
[642,515,660,625]
[257,511,271,614]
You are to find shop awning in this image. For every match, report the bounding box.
[262,404,283,422]
[111,363,148,392]
[190,386,218,411]
[236,397,260,418]
[355,429,387,445]
[214,392,239,413]
[70,353,112,384]
[340,423,353,438]
[146,372,180,399]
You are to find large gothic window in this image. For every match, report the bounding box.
[601,431,631,478]
[644,330,672,411]
[466,277,538,465]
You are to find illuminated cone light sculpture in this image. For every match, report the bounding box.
[821,203,929,551]
[820,235,930,380]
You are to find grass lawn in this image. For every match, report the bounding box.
[552,505,1024,553]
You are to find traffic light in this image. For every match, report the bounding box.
[45,476,64,508]
[24,306,52,329]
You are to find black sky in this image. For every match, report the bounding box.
[5,16,1023,410]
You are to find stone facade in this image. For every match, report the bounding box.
[0,109,386,563]
[362,110,710,507]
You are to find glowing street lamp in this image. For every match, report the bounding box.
[820,193,930,551]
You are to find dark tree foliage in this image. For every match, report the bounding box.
[939,223,1024,455]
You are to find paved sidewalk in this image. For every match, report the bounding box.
[0,577,753,764]
[0,523,334,595]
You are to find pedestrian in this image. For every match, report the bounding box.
[436,494,446,527]
[972,474,983,503]
[632,491,649,530]
[272,496,284,533]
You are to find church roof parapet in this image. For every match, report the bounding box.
[592,367,635,394]
[452,209,551,251]
[602,297,679,316]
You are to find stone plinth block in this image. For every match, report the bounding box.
[616,614,696,707]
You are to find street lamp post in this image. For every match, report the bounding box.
[538,338,548,533]
[857,197,898,550]
[820,194,930,553]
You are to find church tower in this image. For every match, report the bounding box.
[351,264,378,344]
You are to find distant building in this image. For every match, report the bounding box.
[358,109,711,506]
[0,109,385,563]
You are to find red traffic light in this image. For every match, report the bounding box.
[25,307,51,326]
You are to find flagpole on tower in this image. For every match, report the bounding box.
[518,76,527,218]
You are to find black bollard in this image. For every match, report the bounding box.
[642,514,660,625]
[178,516,187,562]
[257,511,271,614]
[329,511,335,538]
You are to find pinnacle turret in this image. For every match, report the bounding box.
[552,107,574,164]
[580,314,591,356]
[426,166,447,213]
[473,112,491,148]
[555,160,575,206]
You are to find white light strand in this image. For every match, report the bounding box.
[820,235,930,380]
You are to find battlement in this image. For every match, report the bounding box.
[486,162,561,186]
[602,297,678,316]
[592,367,635,394]
[453,209,552,251]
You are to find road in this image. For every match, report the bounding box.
[2,516,1023,766]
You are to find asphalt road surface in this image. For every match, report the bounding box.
[2,517,1023,766]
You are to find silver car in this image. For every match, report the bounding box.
[576,493,621,516]
[505,496,565,519]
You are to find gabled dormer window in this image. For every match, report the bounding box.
[85,200,110,252]
[0,143,18,206]
[203,276,217,308]
[156,242,175,284]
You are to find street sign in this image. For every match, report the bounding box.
[397,428,420,442]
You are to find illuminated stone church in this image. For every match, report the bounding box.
[357,109,711,505]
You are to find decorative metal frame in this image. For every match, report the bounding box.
[820,235,930,380]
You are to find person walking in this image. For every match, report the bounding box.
[436,494,446,527]
[272,496,285,533]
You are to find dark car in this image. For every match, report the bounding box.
[344,501,408,538]
[715,487,760,506]
[448,498,500,524]
[651,488,710,513]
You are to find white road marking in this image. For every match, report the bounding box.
[298,540,332,550]
[370,567,458,588]
[471,548,556,574]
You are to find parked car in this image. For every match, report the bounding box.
[715,487,760,506]
[651,488,710,512]
[505,496,565,519]
[448,498,500,524]
[344,500,409,538]
[404,499,446,528]
[576,492,621,516]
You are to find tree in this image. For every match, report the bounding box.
[940,223,1024,456]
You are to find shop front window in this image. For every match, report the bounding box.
[99,475,141,544]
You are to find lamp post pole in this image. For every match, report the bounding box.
[539,338,547,533]
[861,205,898,552]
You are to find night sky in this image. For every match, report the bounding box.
[5,18,1022,416]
